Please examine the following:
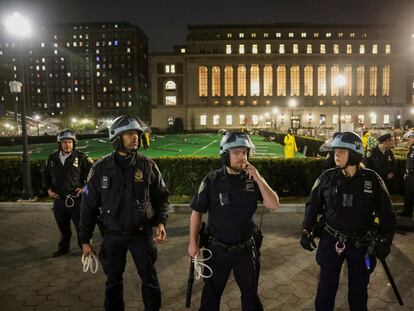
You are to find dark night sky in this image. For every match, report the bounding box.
[0,0,412,53]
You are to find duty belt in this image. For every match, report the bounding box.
[208,236,255,254]
[323,223,364,243]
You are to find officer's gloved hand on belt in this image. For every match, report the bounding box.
[374,237,391,260]
[300,229,317,251]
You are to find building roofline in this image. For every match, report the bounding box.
[187,23,395,30]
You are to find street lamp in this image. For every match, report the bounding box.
[34,114,40,136]
[5,12,33,200]
[272,107,279,130]
[334,74,346,132]
[288,99,297,129]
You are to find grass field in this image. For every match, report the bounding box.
[0,133,304,160]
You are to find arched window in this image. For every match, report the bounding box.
[165,80,176,90]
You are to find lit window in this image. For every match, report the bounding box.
[227,33,232,38]
[37,88,41,94]
[251,33,256,38]
[199,66,208,96]
[347,44,352,54]
[293,44,299,54]
[338,33,343,37]
[289,33,294,37]
[276,33,281,37]
[250,65,260,96]
[212,66,221,96]
[224,66,234,96]
[358,115,364,124]
[370,113,377,124]
[382,65,390,96]
[42,58,45,63]
[359,44,365,54]
[333,114,338,124]
[239,44,245,54]
[314,33,319,37]
[333,44,339,54]
[369,66,377,96]
[200,115,207,126]
[56,102,60,108]
[167,116,174,126]
[265,44,271,54]
[171,65,175,73]
[372,44,378,54]
[318,65,326,96]
[350,33,355,37]
[54,50,58,55]
[306,44,312,54]
[237,65,246,96]
[226,115,233,125]
[213,115,220,125]
[277,65,286,96]
[279,44,285,54]
[165,80,176,90]
[263,65,273,96]
[357,65,365,96]
[263,33,269,38]
[165,96,176,106]
[385,44,391,54]
[301,32,307,38]
[180,48,186,53]
[239,114,246,126]
[290,65,300,96]
[326,33,331,37]
[239,33,244,38]
[127,47,131,53]
[252,115,259,125]
[226,44,232,54]
[331,65,340,96]
[304,65,313,96]
[320,44,326,54]
[128,101,132,107]
[40,42,45,47]
[252,44,258,54]
[165,65,170,73]
[344,65,352,96]
[384,114,390,125]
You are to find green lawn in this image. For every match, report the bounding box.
[0,133,304,160]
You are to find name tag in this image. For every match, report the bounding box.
[102,176,110,189]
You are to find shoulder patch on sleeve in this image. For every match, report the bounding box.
[87,168,94,182]
[311,178,320,192]
[87,157,94,164]
[198,181,206,195]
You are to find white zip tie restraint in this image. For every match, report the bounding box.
[65,194,77,208]
[82,253,99,274]
[192,248,213,280]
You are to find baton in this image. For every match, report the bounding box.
[379,258,403,306]
[185,260,195,308]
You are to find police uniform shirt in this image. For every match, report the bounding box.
[303,167,395,239]
[190,168,263,245]
[43,150,92,197]
[365,145,395,180]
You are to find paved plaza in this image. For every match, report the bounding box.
[0,204,413,311]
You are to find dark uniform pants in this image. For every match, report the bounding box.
[99,233,161,311]
[315,234,376,311]
[199,249,263,311]
[403,173,414,215]
[52,196,81,251]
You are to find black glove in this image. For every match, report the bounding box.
[300,229,317,251]
[374,237,391,260]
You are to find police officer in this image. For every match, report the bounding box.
[80,115,170,311]
[43,129,93,257]
[398,130,414,217]
[300,132,395,311]
[365,133,396,192]
[188,132,280,311]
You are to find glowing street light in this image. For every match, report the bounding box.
[5,12,33,199]
[334,74,346,132]
[71,117,77,124]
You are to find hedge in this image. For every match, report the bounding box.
[0,157,407,201]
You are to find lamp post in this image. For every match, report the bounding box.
[334,74,346,132]
[34,114,40,136]
[272,107,279,130]
[288,99,297,129]
[5,12,33,200]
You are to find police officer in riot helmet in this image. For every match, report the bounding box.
[43,129,93,257]
[365,133,396,193]
[188,131,280,311]
[398,130,414,217]
[300,131,395,311]
[80,116,170,311]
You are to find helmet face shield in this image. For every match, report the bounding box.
[109,116,144,142]
[330,132,364,156]
[57,130,77,143]
[219,132,256,155]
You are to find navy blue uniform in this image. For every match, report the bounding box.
[190,168,264,311]
[43,150,92,252]
[403,145,414,216]
[80,151,170,311]
[302,167,395,311]
[365,145,396,192]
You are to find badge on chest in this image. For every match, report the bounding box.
[245,178,255,192]
[102,176,110,189]
[134,169,144,183]
[364,180,373,193]
[73,157,79,168]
